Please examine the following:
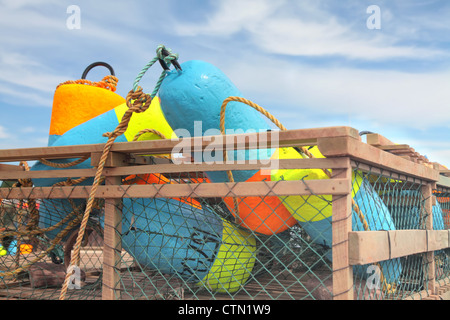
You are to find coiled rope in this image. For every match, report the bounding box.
[56,75,119,92]
[38,156,89,169]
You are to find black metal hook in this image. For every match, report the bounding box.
[158,47,182,72]
[359,130,374,136]
[81,62,115,80]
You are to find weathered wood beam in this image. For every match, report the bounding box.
[349,230,450,266]
[365,133,396,147]
[0,178,351,200]
[317,136,439,182]
[0,158,351,180]
[102,176,123,300]
[0,127,359,162]
[332,158,354,300]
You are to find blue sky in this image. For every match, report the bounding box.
[1,0,450,166]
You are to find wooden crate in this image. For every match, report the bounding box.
[0,126,449,300]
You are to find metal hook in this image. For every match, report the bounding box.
[81,62,115,80]
[158,47,182,72]
[359,130,374,136]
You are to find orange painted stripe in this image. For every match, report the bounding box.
[49,84,125,136]
[223,170,297,235]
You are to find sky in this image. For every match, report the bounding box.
[1,0,450,166]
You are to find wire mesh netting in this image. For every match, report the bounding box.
[352,162,450,300]
[0,156,449,300]
[434,187,450,286]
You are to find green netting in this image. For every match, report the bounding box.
[351,162,450,300]
[0,158,449,300]
[434,188,450,284]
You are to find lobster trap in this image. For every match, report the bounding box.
[0,126,449,300]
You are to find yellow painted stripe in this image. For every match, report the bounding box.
[113,97,175,142]
[269,146,363,222]
[198,219,256,293]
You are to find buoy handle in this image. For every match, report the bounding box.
[81,62,115,80]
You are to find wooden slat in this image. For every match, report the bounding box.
[0,178,351,200]
[433,162,448,171]
[90,152,129,168]
[349,231,390,266]
[437,174,450,189]
[367,134,431,165]
[428,230,450,251]
[349,230,450,266]
[0,164,24,171]
[0,127,359,162]
[103,157,349,177]
[0,167,96,180]
[351,161,427,184]
[102,176,123,300]
[0,157,352,181]
[377,144,411,151]
[388,149,416,158]
[331,158,354,300]
[317,136,439,182]
[0,144,98,162]
[366,133,396,147]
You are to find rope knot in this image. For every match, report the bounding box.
[126,86,152,113]
[156,45,179,65]
[102,75,119,92]
[102,87,151,139]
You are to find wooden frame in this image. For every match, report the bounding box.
[349,230,450,265]
[1,126,449,300]
[102,176,123,299]
[331,158,354,300]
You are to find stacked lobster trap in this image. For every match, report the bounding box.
[0,126,450,300]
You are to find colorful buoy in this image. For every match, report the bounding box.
[121,172,256,292]
[48,64,124,146]
[31,96,177,248]
[159,60,297,235]
[33,81,256,292]
[158,59,402,284]
[121,197,256,292]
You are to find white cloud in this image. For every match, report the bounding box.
[0,0,449,166]
[174,0,446,61]
[0,50,63,107]
[220,55,450,130]
[0,59,64,94]
[249,18,443,60]
[174,0,284,37]
[0,2,147,107]
[0,126,11,139]
[0,85,53,107]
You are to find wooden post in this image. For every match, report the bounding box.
[423,182,436,296]
[102,174,123,300]
[332,157,354,300]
